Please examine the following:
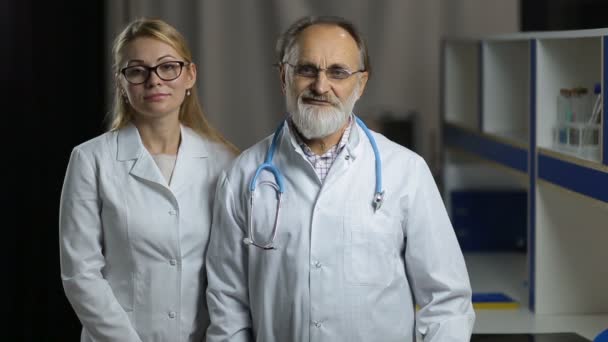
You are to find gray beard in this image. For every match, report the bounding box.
[287,85,359,139]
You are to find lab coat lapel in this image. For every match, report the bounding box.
[117,123,168,187]
[169,125,208,194]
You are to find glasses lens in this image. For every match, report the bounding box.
[157,62,183,81]
[294,65,318,78]
[326,67,351,80]
[124,66,148,84]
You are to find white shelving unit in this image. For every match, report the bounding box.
[442,29,608,339]
[482,40,529,145]
[444,41,479,130]
[536,37,602,162]
[535,182,608,315]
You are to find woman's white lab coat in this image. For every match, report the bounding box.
[59,123,233,342]
[206,120,475,342]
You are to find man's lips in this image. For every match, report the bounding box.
[302,97,334,106]
[144,93,169,101]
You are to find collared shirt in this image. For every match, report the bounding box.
[289,117,352,182]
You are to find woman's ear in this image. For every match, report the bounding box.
[186,62,197,89]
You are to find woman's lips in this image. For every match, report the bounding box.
[144,93,169,101]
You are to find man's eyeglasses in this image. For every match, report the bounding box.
[121,61,189,85]
[283,62,365,80]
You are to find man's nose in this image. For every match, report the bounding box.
[311,71,330,94]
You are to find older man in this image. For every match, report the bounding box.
[206,16,475,342]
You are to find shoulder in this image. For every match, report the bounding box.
[221,133,274,183]
[183,125,236,168]
[71,130,117,160]
[367,129,425,167]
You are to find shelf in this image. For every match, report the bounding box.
[536,37,602,162]
[482,40,530,145]
[537,148,608,203]
[534,182,608,315]
[443,30,608,320]
[444,41,480,130]
[467,252,608,340]
[444,123,528,173]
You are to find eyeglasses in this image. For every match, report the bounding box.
[121,61,189,85]
[283,62,365,80]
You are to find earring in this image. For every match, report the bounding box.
[186,89,191,96]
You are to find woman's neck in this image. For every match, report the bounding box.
[133,115,181,155]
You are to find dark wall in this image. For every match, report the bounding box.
[521,0,608,31]
[6,1,105,340]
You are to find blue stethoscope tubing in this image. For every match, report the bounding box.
[244,116,384,249]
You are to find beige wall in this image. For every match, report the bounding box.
[105,0,519,173]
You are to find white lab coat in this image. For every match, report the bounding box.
[206,119,475,342]
[60,123,234,342]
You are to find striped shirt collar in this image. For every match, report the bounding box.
[288,116,353,182]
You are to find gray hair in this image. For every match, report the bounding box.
[275,15,371,77]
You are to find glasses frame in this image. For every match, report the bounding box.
[120,61,189,85]
[281,62,365,81]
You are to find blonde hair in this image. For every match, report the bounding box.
[110,18,238,154]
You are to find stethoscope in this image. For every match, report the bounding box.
[243,116,384,250]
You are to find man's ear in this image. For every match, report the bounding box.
[279,64,287,94]
[357,72,369,98]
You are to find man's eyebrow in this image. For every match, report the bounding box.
[328,63,350,69]
[295,61,351,69]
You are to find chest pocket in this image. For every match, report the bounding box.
[344,213,401,287]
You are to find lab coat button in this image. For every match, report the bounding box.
[168,210,177,216]
[313,261,322,268]
[169,259,177,266]
[312,320,322,328]
[168,311,176,318]
[345,155,351,160]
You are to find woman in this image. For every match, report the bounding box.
[59,18,237,342]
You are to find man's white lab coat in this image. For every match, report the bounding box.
[206,119,475,342]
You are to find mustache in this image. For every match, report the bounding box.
[300,91,340,106]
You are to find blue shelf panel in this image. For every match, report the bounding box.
[538,153,608,203]
[603,36,608,165]
[444,123,528,173]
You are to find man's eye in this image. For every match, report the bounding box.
[296,65,318,76]
[327,68,350,79]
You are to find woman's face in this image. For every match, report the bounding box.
[119,37,196,122]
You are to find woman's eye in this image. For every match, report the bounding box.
[160,63,178,71]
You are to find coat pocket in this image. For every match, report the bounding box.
[344,215,399,287]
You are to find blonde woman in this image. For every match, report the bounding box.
[59,18,237,342]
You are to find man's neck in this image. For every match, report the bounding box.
[300,120,350,155]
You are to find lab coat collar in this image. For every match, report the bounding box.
[116,122,208,161]
[116,122,209,190]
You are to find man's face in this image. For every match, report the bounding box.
[282,24,368,139]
